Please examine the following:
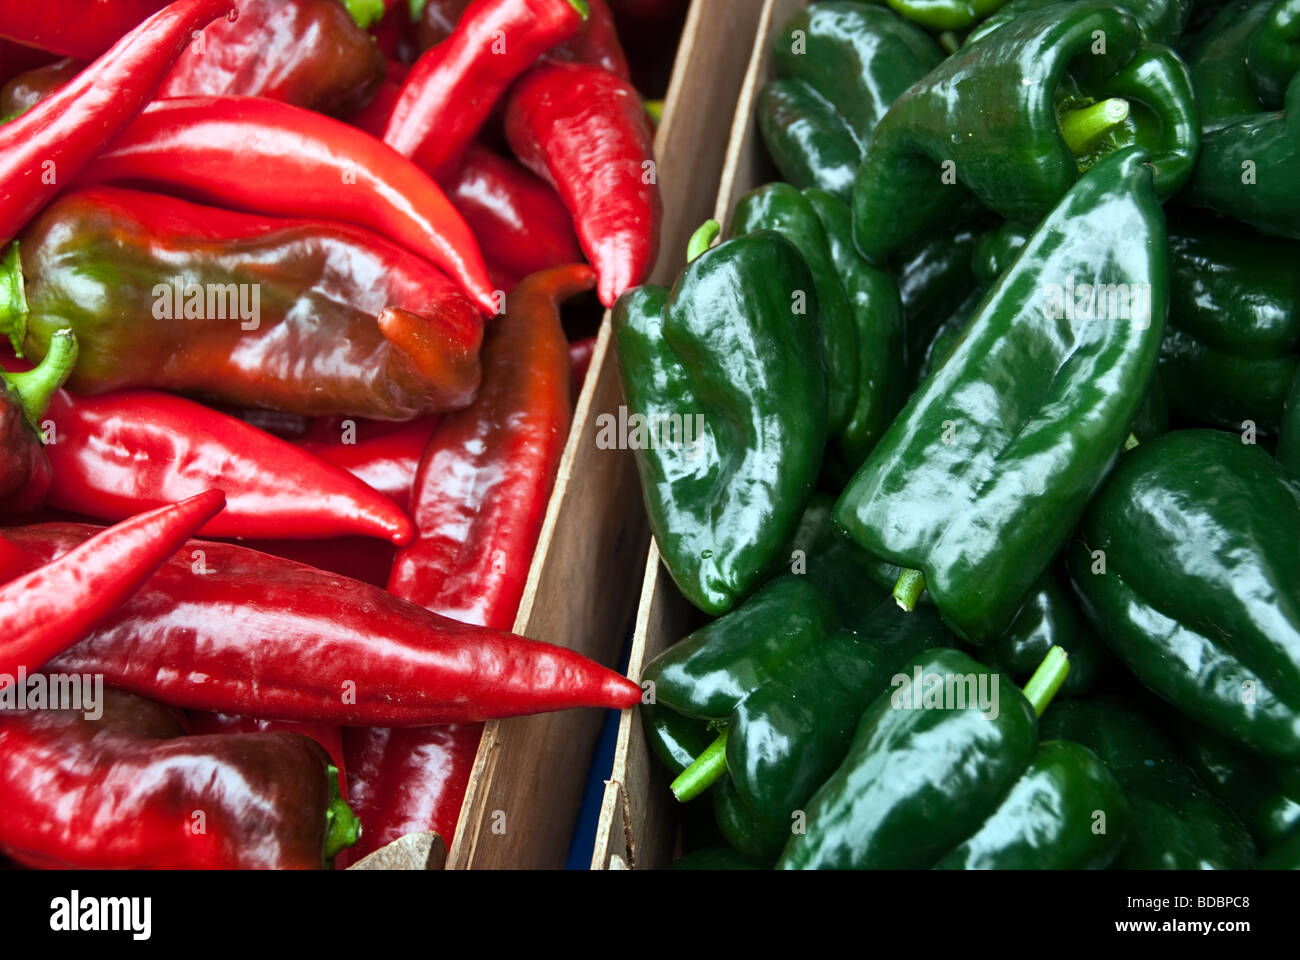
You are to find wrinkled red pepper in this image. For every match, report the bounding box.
[0,525,642,723]
[158,0,386,115]
[445,143,585,281]
[22,380,414,544]
[416,0,629,79]
[4,186,482,420]
[383,0,587,179]
[0,491,225,678]
[79,95,497,316]
[0,1,171,59]
[0,326,76,517]
[0,0,234,245]
[506,62,661,307]
[247,536,398,587]
[352,265,590,858]
[0,689,357,869]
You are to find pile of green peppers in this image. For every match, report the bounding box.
[613,0,1300,870]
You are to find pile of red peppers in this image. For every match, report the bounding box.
[0,0,671,870]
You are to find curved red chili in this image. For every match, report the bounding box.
[383,0,588,180]
[0,490,225,678]
[445,143,585,282]
[0,0,234,245]
[0,525,643,724]
[506,62,661,306]
[187,710,348,797]
[297,415,440,507]
[0,689,357,869]
[78,95,497,315]
[0,1,171,59]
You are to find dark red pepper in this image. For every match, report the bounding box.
[506,62,661,307]
[383,0,588,179]
[0,326,75,517]
[344,58,407,137]
[3,186,482,420]
[570,334,597,394]
[444,143,585,281]
[0,1,171,59]
[334,723,480,866]
[0,57,79,120]
[79,95,497,315]
[0,525,642,724]
[0,490,225,678]
[345,266,590,856]
[158,0,385,115]
[27,382,415,543]
[0,0,234,245]
[187,710,348,797]
[0,688,357,869]
[416,0,629,79]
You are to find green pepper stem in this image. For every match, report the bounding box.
[2,328,77,424]
[1022,645,1070,716]
[687,220,721,262]
[321,765,362,865]
[670,729,728,802]
[569,0,590,19]
[644,98,665,124]
[1123,432,1140,451]
[1059,98,1130,158]
[0,241,28,357]
[893,568,926,612]
[341,0,384,29]
[938,31,960,55]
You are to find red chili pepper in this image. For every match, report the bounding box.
[0,40,58,87]
[334,723,480,866]
[344,58,407,137]
[158,0,386,115]
[187,711,348,796]
[0,57,79,121]
[506,62,661,307]
[0,1,171,59]
[570,334,597,393]
[0,326,76,517]
[26,383,414,544]
[352,265,589,856]
[388,263,587,626]
[297,415,440,507]
[445,143,584,281]
[0,0,234,245]
[78,95,497,316]
[6,186,482,420]
[383,0,588,180]
[416,0,629,79]
[0,689,357,869]
[0,525,641,723]
[246,536,397,587]
[0,490,225,678]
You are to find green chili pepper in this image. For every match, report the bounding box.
[758,2,943,201]
[1280,370,1300,472]
[835,147,1167,645]
[777,647,1121,868]
[1068,429,1300,760]
[968,0,1193,45]
[1187,0,1278,124]
[1040,698,1257,868]
[613,224,828,616]
[886,0,1011,31]
[1158,326,1297,435]
[988,568,1108,697]
[853,1,1198,263]
[1250,0,1300,107]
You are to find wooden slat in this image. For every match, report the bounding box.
[447,0,766,869]
[591,0,796,871]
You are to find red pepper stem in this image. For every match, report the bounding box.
[1059,98,1131,158]
[670,728,728,802]
[1022,645,1070,717]
[893,568,926,612]
[322,764,362,865]
[687,220,721,263]
[0,241,28,356]
[2,328,77,424]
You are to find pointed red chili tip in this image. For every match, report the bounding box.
[602,671,642,710]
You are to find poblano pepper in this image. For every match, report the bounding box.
[1068,429,1300,760]
[835,147,1167,645]
[852,1,1198,263]
[968,0,1193,45]
[778,647,1129,869]
[758,2,943,201]
[1040,698,1257,868]
[1280,370,1300,472]
[613,223,828,616]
